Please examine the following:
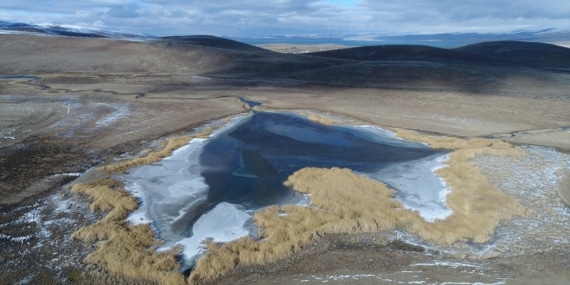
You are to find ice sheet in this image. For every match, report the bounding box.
[124,138,210,238]
[175,202,252,265]
[122,112,453,269]
[122,115,255,262]
[363,153,452,222]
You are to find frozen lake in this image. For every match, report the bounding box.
[123,111,450,268]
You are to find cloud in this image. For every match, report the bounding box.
[358,0,570,21]
[107,5,140,18]
[1,0,568,36]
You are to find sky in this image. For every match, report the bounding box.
[0,0,569,36]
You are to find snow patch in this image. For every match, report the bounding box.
[95,105,130,128]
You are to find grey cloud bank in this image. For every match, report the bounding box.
[1,1,568,36]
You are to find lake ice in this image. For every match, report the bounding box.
[122,111,450,267]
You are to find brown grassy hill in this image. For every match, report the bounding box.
[0,34,237,74]
[1,34,568,94]
[286,61,568,94]
[159,35,267,52]
[307,45,492,66]
[453,41,570,69]
[0,34,346,77]
[307,41,570,69]
[287,41,570,92]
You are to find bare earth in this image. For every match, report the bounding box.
[0,34,569,284]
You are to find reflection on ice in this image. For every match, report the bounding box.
[122,111,452,268]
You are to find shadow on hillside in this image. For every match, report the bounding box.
[162,37,570,95]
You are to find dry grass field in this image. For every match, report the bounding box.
[0,34,569,284]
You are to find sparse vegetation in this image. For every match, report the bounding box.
[65,268,83,282]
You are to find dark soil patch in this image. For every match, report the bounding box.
[0,139,90,202]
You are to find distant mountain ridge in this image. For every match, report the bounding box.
[1,20,568,48]
[0,21,147,40]
[230,29,570,48]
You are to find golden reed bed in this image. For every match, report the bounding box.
[70,117,527,284]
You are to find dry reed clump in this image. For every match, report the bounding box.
[189,132,527,283]
[71,130,217,284]
[70,178,185,284]
[392,128,525,154]
[390,129,527,243]
[71,118,528,284]
[240,102,251,111]
[101,130,211,174]
[558,173,570,207]
[304,113,335,125]
[279,164,525,244]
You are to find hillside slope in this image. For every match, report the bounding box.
[1,35,568,94]
[307,41,570,69]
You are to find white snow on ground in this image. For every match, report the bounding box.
[430,114,485,126]
[95,105,130,128]
[0,189,97,281]
[54,173,81,177]
[266,269,506,285]
[465,145,570,255]
[62,104,70,115]
[0,194,86,244]
[410,261,481,268]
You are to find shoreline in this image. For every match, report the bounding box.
[120,111,451,267]
[68,108,542,284]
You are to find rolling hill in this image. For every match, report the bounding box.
[0,33,568,94]
[306,41,570,69]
